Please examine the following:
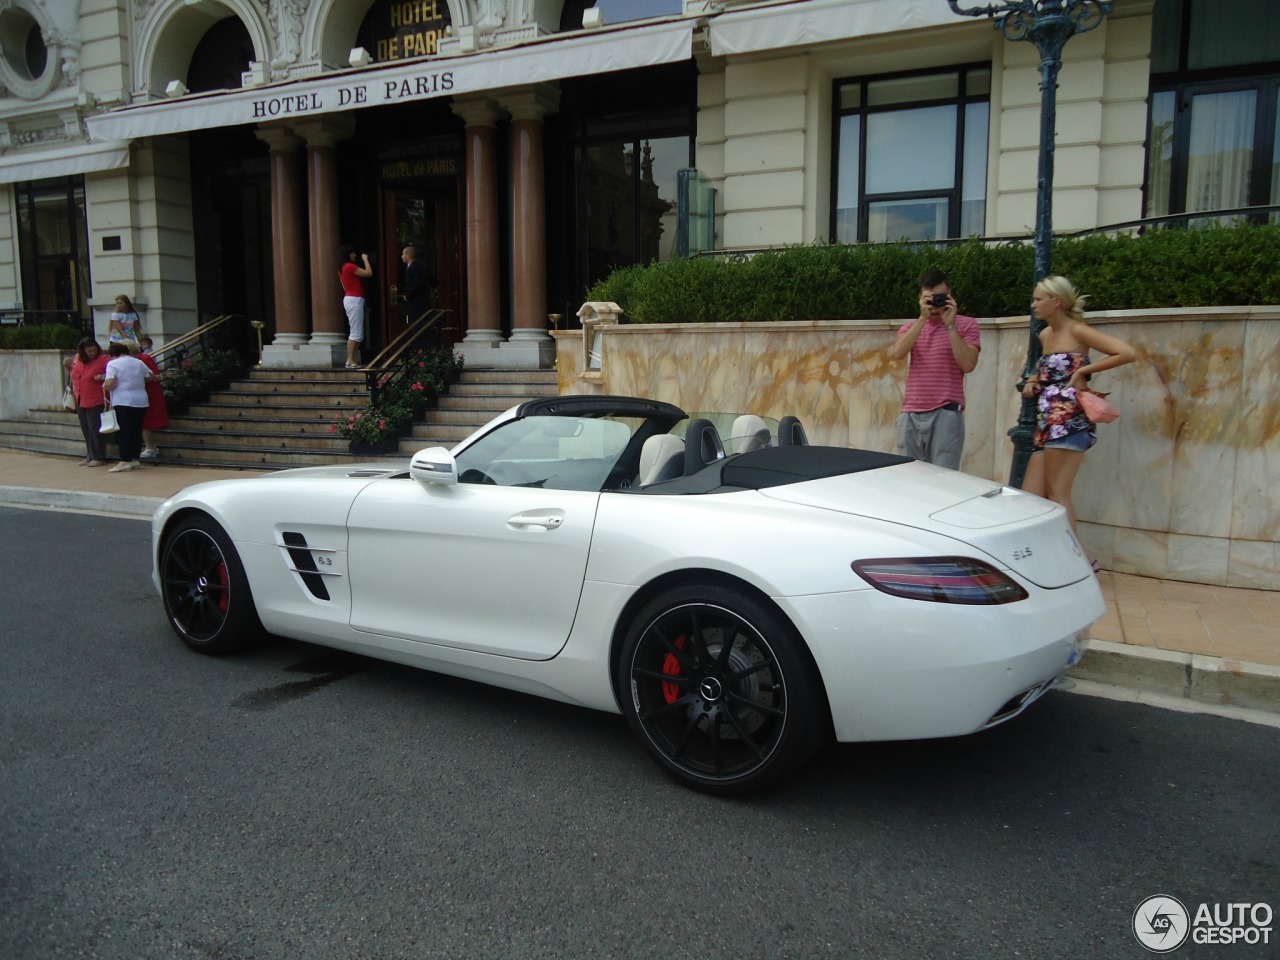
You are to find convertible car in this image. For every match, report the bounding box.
[152,395,1104,795]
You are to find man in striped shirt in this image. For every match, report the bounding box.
[887,269,981,471]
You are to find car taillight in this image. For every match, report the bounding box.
[851,557,1028,604]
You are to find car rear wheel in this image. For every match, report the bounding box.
[619,583,826,796]
[159,515,263,654]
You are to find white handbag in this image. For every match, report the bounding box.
[99,408,120,433]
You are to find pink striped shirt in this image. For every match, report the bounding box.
[898,314,981,412]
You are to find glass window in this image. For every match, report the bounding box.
[1145,0,1280,222]
[1145,91,1176,217]
[833,65,988,243]
[579,134,690,284]
[14,177,90,321]
[1272,99,1280,224]
[866,106,956,194]
[1187,0,1280,71]
[592,1,682,24]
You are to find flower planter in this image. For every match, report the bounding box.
[349,437,402,456]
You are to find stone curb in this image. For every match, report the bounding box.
[0,486,164,519]
[1070,639,1280,716]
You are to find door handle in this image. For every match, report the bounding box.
[508,513,563,529]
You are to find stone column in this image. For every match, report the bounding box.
[255,125,309,367]
[499,87,560,369]
[293,116,355,367]
[451,97,506,355]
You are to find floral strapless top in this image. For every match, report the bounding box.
[1035,352,1096,451]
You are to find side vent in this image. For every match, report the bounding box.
[281,532,331,601]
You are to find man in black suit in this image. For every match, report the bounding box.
[400,246,434,323]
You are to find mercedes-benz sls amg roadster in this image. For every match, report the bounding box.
[153,395,1103,795]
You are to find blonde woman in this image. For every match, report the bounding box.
[1021,276,1136,571]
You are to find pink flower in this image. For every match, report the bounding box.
[411,382,424,392]
[377,419,386,430]
[329,424,337,433]
[418,361,426,368]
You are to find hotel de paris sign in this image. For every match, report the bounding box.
[85,21,693,143]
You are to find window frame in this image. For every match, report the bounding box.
[830,62,991,244]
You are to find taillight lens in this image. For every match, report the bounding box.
[851,557,1028,605]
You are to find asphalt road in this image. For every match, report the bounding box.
[1,506,1276,960]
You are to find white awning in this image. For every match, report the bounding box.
[709,0,959,56]
[0,139,130,184]
[86,18,694,142]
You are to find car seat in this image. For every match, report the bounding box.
[729,414,772,454]
[637,433,685,486]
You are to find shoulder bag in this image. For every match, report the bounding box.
[1079,390,1119,424]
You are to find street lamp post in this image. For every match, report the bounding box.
[946,0,1113,488]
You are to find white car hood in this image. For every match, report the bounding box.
[758,461,1090,589]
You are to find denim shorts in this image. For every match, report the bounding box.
[1043,429,1094,452]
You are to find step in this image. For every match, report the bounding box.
[202,389,369,408]
[156,442,358,469]
[455,370,558,385]
[155,427,353,454]
[185,400,366,419]
[434,394,524,413]
[230,379,368,397]
[170,415,350,436]
[243,368,368,384]
[445,381,559,398]
[406,422,479,442]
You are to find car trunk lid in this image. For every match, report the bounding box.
[758,461,1090,589]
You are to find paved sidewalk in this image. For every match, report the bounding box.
[1,447,1276,716]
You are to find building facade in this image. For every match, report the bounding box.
[0,0,1276,367]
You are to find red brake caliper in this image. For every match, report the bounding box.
[661,635,687,704]
[217,560,230,612]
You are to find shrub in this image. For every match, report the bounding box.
[0,323,83,350]
[583,223,1280,322]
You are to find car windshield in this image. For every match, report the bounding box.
[452,411,789,492]
[454,415,642,491]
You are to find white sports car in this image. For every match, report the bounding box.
[153,395,1104,795]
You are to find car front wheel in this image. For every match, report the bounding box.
[619,584,826,796]
[159,515,263,654]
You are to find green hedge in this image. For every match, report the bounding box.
[0,323,84,350]
[584,224,1280,322]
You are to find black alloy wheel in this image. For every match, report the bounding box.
[159,515,263,654]
[619,584,825,796]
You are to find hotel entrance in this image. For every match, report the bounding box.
[372,129,464,352]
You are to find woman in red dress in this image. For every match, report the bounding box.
[135,337,170,460]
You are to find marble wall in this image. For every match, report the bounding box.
[554,306,1279,590]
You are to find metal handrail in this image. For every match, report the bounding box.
[361,308,450,400]
[150,314,238,367]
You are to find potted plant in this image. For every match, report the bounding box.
[332,398,413,456]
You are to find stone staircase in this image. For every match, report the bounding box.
[0,367,559,470]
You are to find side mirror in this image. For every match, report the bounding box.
[409,446,458,485]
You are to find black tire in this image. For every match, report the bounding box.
[159,514,264,654]
[618,583,826,796]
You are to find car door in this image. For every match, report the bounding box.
[345,479,599,660]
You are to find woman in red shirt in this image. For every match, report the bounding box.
[69,337,109,466]
[339,244,372,369]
